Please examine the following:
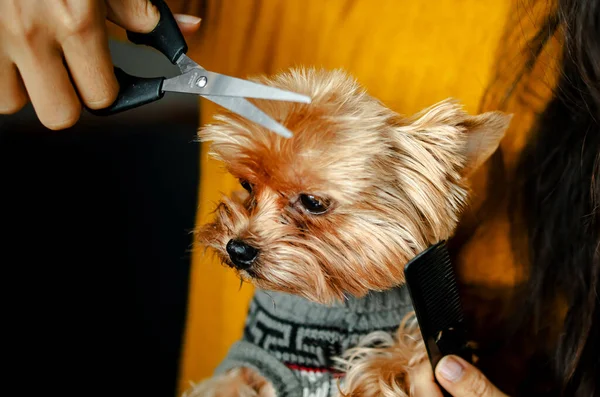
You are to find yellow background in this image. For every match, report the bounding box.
[109,0,560,394]
[180,1,511,392]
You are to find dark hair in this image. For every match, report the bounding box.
[509,0,599,396]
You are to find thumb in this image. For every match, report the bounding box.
[105,0,160,33]
[106,1,201,35]
[435,355,509,397]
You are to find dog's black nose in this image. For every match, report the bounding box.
[226,239,258,269]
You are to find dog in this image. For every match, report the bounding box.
[186,67,511,397]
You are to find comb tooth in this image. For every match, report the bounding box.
[404,242,465,334]
[404,241,472,397]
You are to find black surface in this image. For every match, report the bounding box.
[0,40,200,396]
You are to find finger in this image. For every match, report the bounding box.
[60,4,119,109]
[16,44,81,130]
[0,61,28,114]
[435,356,509,397]
[105,0,160,33]
[174,14,202,35]
[410,360,444,397]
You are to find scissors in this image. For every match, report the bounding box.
[88,0,310,138]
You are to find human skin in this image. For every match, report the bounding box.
[0,0,200,130]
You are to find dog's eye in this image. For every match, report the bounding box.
[240,180,253,193]
[299,194,329,214]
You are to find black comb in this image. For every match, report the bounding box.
[404,240,472,396]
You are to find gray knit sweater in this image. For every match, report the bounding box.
[215,287,414,397]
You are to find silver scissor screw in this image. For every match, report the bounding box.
[195,76,208,88]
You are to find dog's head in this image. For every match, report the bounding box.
[197,68,511,304]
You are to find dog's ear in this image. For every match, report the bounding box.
[459,110,512,176]
[391,98,512,177]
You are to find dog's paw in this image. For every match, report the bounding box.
[182,367,276,397]
[335,316,427,397]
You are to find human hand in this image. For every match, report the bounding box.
[0,0,201,130]
[411,355,509,397]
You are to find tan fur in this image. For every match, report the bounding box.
[183,367,275,397]
[192,67,511,396]
[333,313,427,397]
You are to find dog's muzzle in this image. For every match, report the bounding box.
[226,239,259,270]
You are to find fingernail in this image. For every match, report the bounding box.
[175,14,202,25]
[438,356,464,383]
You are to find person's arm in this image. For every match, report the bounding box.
[0,0,200,130]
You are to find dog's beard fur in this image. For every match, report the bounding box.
[197,67,510,305]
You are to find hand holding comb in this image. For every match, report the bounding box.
[404,241,474,396]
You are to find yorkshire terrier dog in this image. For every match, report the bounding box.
[186,68,511,397]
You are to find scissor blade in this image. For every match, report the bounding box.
[203,95,294,138]
[162,69,312,103]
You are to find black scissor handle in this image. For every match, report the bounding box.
[87,68,165,116]
[126,0,188,64]
[87,0,188,116]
